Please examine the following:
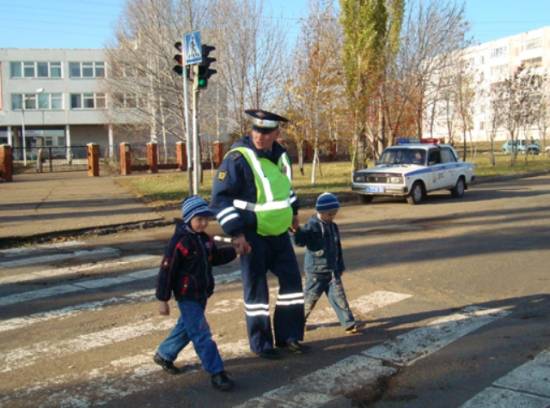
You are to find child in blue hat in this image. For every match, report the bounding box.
[293,192,357,334]
[154,195,237,391]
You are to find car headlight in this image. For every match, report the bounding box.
[388,176,403,184]
[353,174,365,182]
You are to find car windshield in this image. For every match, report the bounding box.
[379,148,426,165]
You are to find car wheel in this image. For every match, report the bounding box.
[360,195,373,204]
[451,177,465,198]
[406,182,424,205]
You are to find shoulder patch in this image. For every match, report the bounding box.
[217,170,227,181]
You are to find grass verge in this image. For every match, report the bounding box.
[115,153,550,208]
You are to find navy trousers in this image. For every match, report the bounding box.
[240,231,305,353]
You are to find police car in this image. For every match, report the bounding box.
[352,144,475,204]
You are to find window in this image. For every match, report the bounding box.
[70,92,106,109]
[491,47,507,58]
[428,149,441,165]
[51,93,63,109]
[9,61,63,78]
[10,62,21,77]
[525,38,541,50]
[83,93,95,108]
[95,62,105,77]
[523,57,542,68]
[11,94,22,110]
[24,94,37,110]
[12,92,64,110]
[70,94,82,108]
[69,62,81,77]
[440,148,457,163]
[82,62,94,77]
[69,61,106,78]
[38,93,49,109]
[95,93,106,108]
[23,61,35,77]
[37,62,49,77]
[126,94,136,108]
[50,62,62,78]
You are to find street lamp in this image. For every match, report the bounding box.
[35,88,45,173]
[21,105,27,166]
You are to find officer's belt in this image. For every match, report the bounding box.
[233,199,290,212]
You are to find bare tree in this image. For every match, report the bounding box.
[209,0,288,136]
[532,71,549,150]
[104,0,213,149]
[395,0,469,142]
[491,65,544,165]
[284,0,343,184]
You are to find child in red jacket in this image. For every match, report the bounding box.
[154,195,237,391]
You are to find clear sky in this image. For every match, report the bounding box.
[0,0,549,49]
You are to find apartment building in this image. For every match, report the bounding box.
[0,48,142,160]
[426,26,550,143]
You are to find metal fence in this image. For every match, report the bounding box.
[11,145,95,173]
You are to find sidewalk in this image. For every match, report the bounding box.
[0,172,168,247]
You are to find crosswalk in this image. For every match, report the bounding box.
[0,241,549,407]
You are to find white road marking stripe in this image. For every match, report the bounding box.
[0,268,158,307]
[0,240,84,256]
[309,290,412,325]
[0,318,175,374]
[0,290,155,334]
[461,388,550,408]
[461,348,550,407]
[0,269,243,332]
[1,339,251,408]
[0,291,411,406]
[236,306,509,408]
[0,247,120,268]
[0,254,159,285]
[364,306,510,366]
[214,269,241,284]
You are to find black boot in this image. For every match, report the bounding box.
[153,353,182,375]
[256,348,282,360]
[285,341,311,354]
[211,371,234,391]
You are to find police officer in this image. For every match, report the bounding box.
[211,109,306,359]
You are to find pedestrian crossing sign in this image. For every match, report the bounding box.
[184,31,202,65]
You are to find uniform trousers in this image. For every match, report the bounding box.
[240,230,305,353]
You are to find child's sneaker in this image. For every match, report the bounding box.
[345,324,359,334]
[211,371,234,391]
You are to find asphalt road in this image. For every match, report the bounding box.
[1,174,549,407]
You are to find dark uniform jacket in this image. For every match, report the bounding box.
[156,221,236,303]
[210,135,299,237]
[293,215,345,276]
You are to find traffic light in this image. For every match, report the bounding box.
[172,41,192,79]
[197,44,217,89]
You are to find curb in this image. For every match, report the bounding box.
[0,218,171,249]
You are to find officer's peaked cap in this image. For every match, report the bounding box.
[245,109,288,133]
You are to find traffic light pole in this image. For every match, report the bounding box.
[183,64,192,194]
[192,64,200,195]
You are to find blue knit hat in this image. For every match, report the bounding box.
[181,195,214,224]
[316,192,340,212]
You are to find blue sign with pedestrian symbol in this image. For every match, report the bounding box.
[184,31,202,65]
